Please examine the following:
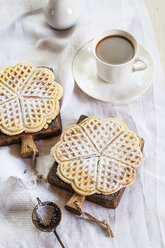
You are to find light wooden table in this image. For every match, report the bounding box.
[144,0,165,76]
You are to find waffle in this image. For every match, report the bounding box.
[0,63,63,135]
[51,117,142,196]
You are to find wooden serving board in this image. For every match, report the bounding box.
[48,115,144,209]
[0,114,62,158]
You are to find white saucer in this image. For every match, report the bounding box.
[72,40,154,102]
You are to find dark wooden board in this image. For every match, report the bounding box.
[0,114,62,147]
[48,115,144,209]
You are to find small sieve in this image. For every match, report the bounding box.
[32,198,65,248]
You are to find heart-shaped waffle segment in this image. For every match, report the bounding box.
[0,63,63,135]
[51,117,142,196]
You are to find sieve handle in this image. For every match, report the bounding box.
[54,230,66,248]
[36,197,42,205]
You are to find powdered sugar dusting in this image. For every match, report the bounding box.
[36,205,55,226]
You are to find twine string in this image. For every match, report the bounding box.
[27,145,47,183]
[75,201,114,238]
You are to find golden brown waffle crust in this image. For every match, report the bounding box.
[51,117,142,196]
[0,62,63,136]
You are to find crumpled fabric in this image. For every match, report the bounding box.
[0,0,164,247]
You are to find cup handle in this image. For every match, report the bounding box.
[133,56,147,72]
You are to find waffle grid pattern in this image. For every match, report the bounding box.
[0,63,63,135]
[51,117,142,196]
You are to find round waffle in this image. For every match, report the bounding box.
[51,117,142,196]
[0,63,63,135]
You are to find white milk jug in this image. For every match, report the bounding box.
[44,0,80,29]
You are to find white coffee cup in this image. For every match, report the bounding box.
[92,29,147,84]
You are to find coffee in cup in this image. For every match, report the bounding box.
[96,35,134,65]
[92,30,147,84]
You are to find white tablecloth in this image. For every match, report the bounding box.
[0,0,165,247]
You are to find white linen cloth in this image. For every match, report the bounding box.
[0,0,165,247]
